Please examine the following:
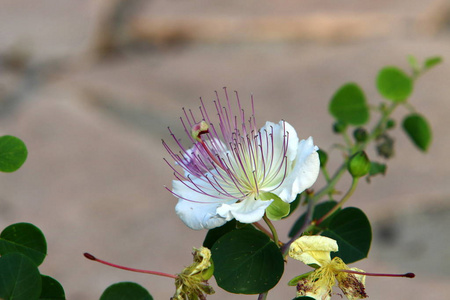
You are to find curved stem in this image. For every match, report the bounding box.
[257,292,268,300]
[316,177,359,226]
[263,215,279,246]
[253,221,273,239]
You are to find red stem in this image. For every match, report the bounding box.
[338,268,415,278]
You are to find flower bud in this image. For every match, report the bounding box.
[353,127,368,143]
[386,119,396,130]
[332,121,347,134]
[348,151,371,177]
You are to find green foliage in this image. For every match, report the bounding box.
[329,83,369,125]
[402,113,432,151]
[287,271,313,286]
[0,223,65,300]
[100,282,153,300]
[211,227,284,294]
[376,67,413,102]
[0,253,42,300]
[321,207,372,264]
[203,219,238,249]
[317,149,328,167]
[0,222,47,266]
[0,135,28,172]
[293,297,315,300]
[264,193,291,221]
[424,56,443,71]
[39,275,66,300]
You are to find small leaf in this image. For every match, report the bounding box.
[211,227,284,294]
[0,253,42,300]
[407,55,420,73]
[0,222,47,266]
[329,83,369,125]
[402,113,432,151]
[317,149,328,168]
[376,67,413,102]
[288,201,339,238]
[424,56,443,70]
[100,282,153,300]
[369,162,387,177]
[286,193,302,218]
[321,207,372,264]
[263,193,290,221]
[40,275,66,300]
[0,135,28,172]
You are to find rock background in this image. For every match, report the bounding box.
[0,0,449,299]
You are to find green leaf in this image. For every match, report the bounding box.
[293,297,315,300]
[402,113,432,151]
[0,222,47,266]
[407,55,420,73]
[321,207,372,264]
[0,253,42,300]
[263,193,290,221]
[369,162,387,177]
[329,83,369,125]
[286,193,302,218]
[0,135,28,172]
[211,227,284,294]
[100,282,153,300]
[203,219,238,249]
[288,201,339,238]
[376,67,413,102]
[317,149,328,168]
[39,275,66,300]
[424,56,443,71]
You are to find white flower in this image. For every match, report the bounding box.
[163,89,320,230]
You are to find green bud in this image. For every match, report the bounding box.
[386,119,396,130]
[332,121,347,134]
[353,127,368,143]
[317,149,328,168]
[348,151,371,177]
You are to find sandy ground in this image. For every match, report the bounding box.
[0,1,449,299]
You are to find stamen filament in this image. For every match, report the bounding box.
[84,252,177,279]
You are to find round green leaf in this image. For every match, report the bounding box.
[100,282,153,300]
[263,192,290,221]
[321,207,372,264]
[0,253,42,300]
[40,275,66,300]
[376,67,413,102]
[211,227,284,294]
[329,83,369,125]
[0,222,47,266]
[0,135,28,172]
[402,113,432,152]
[288,201,339,238]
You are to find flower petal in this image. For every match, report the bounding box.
[173,180,229,230]
[273,136,320,202]
[216,197,273,223]
[289,236,338,266]
[337,267,367,300]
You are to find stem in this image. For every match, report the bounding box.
[281,195,314,257]
[263,215,279,246]
[84,253,177,279]
[257,292,268,300]
[253,221,273,239]
[313,163,347,202]
[316,177,359,226]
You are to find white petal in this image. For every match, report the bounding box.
[173,180,230,230]
[273,136,320,202]
[216,197,273,224]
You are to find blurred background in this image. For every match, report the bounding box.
[1,0,449,299]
